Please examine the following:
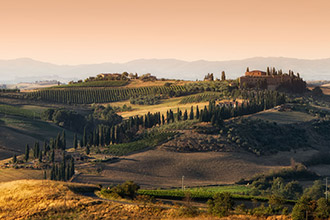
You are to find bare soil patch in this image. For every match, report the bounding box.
[74,147,316,189]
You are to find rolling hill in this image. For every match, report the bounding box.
[1,57,330,84]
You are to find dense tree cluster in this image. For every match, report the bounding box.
[49,153,75,181]
[100,181,140,199]
[198,90,286,127]
[92,105,123,127]
[42,109,86,132]
[21,131,75,182]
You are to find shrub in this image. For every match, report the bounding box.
[291,196,316,220]
[303,180,324,200]
[101,181,140,200]
[314,198,330,219]
[207,192,234,217]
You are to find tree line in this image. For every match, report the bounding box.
[11,130,75,182]
[77,90,286,153]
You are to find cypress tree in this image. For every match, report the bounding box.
[43,141,47,153]
[94,129,99,146]
[166,111,170,124]
[162,114,165,125]
[43,170,47,179]
[88,132,93,146]
[183,109,188,120]
[83,127,87,147]
[50,149,55,163]
[50,165,55,180]
[144,114,148,128]
[170,110,175,123]
[60,163,65,181]
[55,164,59,180]
[70,158,75,177]
[86,145,90,155]
[38,151,42,162]
[157,112,161,125]
[111,126,115,144]
[177,108,181,121]
[44,142,49,156]
[211,115,216,125]
[66,165,70,181]
[34,142,40,159]
[49,138,55,150]
[196,106,200,119]
[25,144,30,162]
[73,133,78,149]
[221,71,226,81]
[12,154,17,164]
[56,132,62,149]
[62,130,66,150]
[99,126,103,146]
[189,106,194,120]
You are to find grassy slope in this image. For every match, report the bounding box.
[0,179,192,220]
[0,168,43,182]
[0,179,289,220]
[0,114,76,160]
[249,109,316,124]
[0,104,41,119]
[111,97,209,118]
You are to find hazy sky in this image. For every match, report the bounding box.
[1,0,330,64]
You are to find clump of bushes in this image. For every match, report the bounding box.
[207,192,234,217]
[100,181,140,200]
[42,108,86,132]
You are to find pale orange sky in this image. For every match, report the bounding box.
[1,0,330,64]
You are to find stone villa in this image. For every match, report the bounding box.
[239,70,293,90]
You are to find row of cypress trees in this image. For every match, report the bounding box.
[49,153,75,181]
[23,131,67,163]
[77,90,285,151]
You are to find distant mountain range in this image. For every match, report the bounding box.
[1,57,330,84]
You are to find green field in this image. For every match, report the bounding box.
[102,131,176,156]
[0,104,40,119]
[249,110,316,124]
[138,185,269,202]
[112,97,209,119]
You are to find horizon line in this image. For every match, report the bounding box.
[2,56,330,66]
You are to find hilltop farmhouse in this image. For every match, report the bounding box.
[239,70,295,90]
